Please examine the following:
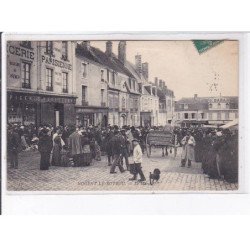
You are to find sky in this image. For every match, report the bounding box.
[91,40,239,100]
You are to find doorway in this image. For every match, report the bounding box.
[54,103,64,127]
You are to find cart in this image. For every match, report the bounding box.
[146,129,175,158]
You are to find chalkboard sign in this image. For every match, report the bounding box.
[147,130,174,147]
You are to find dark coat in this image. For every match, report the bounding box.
[111,134,123,155]
[8,131,21,153]
[38,134,53,153]
[38,134,53,170]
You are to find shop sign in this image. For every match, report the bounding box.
[8,93,75,104]
[7,45,35,60]
[41,55,72,70]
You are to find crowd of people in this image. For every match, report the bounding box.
[7,123,238,183]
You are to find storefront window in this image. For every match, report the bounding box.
[46,68,53,91]
[21,62,31,88]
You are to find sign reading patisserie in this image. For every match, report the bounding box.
[41,55,72,70]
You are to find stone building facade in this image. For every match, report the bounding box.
[7,41,76,128]
[75,42,108,127]
[6,40,175,129]
[174,94,238,127]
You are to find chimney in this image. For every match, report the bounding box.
[142,62,149,80]
[154,77,158,86]
[135,54,142,74]
[106,41,113,57]
[82,41,90,50]
[118,41,126,64]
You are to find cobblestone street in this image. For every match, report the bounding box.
[7,148,238,192]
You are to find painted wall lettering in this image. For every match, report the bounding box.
[8,45,34,60]
[41,55,72,70]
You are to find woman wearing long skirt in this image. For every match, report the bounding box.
[38,129,53,170]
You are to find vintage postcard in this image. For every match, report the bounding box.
[2,34,240,193]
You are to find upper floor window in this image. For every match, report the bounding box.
[62,41,68,60]
[46,68,53,91]
[106,69,110,83]
[101,89,105,103]
[101,69,105,82]
[184,113,188,119]
[112,72,116,85]
[46,41,53,55]
[122,97,126,109]
[21,62,31,89]
[191,113,195,119]
[82,63,87,78]
[20,41,32,49]
[82,86,87,102]
[62,72,68,93]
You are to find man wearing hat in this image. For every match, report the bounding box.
[129,138,146,181]
[110,129,125,174]
[7,126,21,169]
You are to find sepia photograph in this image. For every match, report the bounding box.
[4,37,239,192]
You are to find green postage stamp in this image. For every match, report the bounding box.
[193,40,223,54]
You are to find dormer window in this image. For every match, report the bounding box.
[184,104,188,110]
[226,103,230,109]
[209,103,212,109]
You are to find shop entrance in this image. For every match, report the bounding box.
[54,103,64,127]
[102,115,108,127]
